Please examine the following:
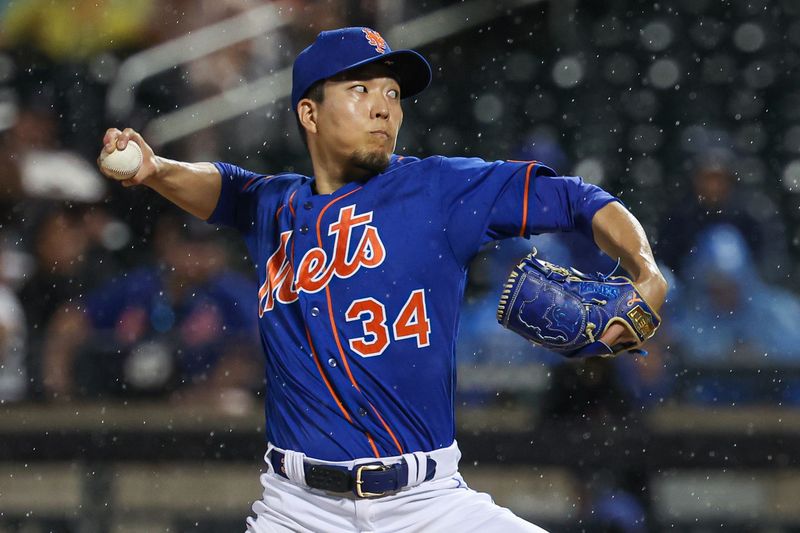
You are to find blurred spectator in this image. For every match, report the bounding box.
[19,206,107,353]
[673,224,800,365]
[0,104,106,206]
[1,0,158,160]
[0,251,26,402]
[0,0,153,62]
[657,156,789,285]
[40,213,261,407]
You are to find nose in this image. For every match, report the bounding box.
[370,94,390,120]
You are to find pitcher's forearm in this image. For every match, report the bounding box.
[147,158,222,220]
[591,202,667,310]
[99,128,222,220]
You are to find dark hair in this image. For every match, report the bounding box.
[295,80,325,148]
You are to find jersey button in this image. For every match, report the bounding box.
[358,408,368,417]
[310,306,320,317]
[299,225,309,234]
[327,358,337,367]
[303,201,312,210]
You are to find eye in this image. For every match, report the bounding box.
[353,85,367,93]
[387,88,399,99]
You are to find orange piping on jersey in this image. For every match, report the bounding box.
[275,204,286,221]
[368,402,404,454]
[519,162,536,237]
[315,189,364,389]
[288,190,297,218]
[305,325,352,423]
[366,434,380,457]
[315,187,403,455]
[321,283,404,456]
[315,188,363,242]
[305,325,380,457]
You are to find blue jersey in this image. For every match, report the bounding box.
[209,155,617,461]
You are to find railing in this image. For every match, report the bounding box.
[133,0,546,146]
[2,401,800,532]
[106,1,296,120]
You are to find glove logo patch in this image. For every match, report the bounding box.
[517,283,578,344]
[627,305,655,339]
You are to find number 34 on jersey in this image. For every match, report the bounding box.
[257,204,431,359]
[346,289,431,358]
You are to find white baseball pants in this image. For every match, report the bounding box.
[245,441,548,533]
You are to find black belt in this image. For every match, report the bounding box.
[270,450,436,498]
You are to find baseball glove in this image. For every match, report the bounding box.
[496,250,660,358]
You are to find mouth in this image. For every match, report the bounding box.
[370,130,390,140]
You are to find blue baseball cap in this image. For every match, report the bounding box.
[291,27,432,110]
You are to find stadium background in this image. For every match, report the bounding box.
[2,0,800,531]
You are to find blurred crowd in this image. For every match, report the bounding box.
[2,0,800,426]
[0,0,394,407]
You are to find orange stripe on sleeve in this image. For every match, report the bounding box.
[519,162,536,237]
[242,174,274,191]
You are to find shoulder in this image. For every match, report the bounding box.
[383,154,441,174]
[215,162,309,192]
[436,156,558,178]
[239,171,308,194]
[380,154,559,182]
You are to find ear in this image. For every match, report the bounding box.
[297,99,319,136]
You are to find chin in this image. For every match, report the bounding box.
[350,149,391,175]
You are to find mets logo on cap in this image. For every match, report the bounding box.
[362,28,387,54]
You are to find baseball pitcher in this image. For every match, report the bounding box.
[98,27,667,533]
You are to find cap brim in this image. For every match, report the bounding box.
[340,49,432,100]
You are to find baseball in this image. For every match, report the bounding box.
[99,140,143,180]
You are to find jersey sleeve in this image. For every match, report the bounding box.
[206,162,272,235]
[437,156,620,264]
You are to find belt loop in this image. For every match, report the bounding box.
[283,449,307,486]
[401,451,429,487]
[264,444,276,474]
[401,452,419,486]
[412,451,428,485]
